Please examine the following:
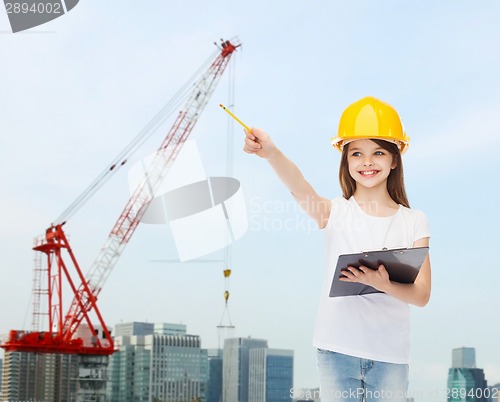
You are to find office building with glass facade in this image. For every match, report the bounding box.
[109,322,206,402]
[223,337,293,402]
[249,348,293,402]
[206,348,223,402]
[447,347,488,402]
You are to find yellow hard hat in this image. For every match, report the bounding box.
[331,96,410,154]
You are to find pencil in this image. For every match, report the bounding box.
[219,104,251,132]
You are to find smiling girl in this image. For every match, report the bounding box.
[243,96,431,402]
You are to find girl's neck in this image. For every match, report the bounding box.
[353,186,399,217]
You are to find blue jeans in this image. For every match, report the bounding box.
[317,349,409,402]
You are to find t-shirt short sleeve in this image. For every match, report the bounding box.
[414,209,430,242]
[321,197,347,232]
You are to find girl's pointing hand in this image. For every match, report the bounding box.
[243,127,277,159]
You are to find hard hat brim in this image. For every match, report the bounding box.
[331,136,409,154]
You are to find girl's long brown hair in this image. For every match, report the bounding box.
[338,139,410,208]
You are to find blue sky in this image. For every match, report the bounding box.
[1,1,500,399]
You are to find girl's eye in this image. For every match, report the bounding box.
[375,151,385,156]
[351,152,361,157]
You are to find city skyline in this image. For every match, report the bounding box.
[1,318,499,401]
[107,323,500,402]
[1,2,500,401]
[109,321,294,402]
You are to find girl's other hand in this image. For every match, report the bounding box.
[339,264,391,292]
[243,127,277,159]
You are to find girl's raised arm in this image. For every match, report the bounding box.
[243,127,331,228]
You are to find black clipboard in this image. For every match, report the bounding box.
[329,247,429,298]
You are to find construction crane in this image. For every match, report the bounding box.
[1,38,240,357]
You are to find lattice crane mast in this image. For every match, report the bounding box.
[2,38,240,355]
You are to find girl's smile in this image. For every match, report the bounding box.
[358,169,380,177]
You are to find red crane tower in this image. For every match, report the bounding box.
[1,39,240,357]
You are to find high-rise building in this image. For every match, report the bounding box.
[113,322,187,337]
[108,335,150,402]
[1,324,109,402]
[447,347,488,402]
[0,358,3,397]
[223,337,268,402]
[223,337,293,402]
[154,322,187,335]
[206,349,223,402]
[149,334,207,401]
[452,347,476,369]
[482,383,498,402]
[249,348,293,402]
[114,321,154,337]
[109,322,207,402]
[1,351,78,402]
[486,383,500,402]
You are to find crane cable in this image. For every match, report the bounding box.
[219,53,237,332]
[53,48,219,226]
[223,52,236,275]
[219,56,238,402]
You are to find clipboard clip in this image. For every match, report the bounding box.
[360,247,409,256]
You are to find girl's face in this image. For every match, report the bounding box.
[346,139,397,190]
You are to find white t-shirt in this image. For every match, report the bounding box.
[313,196,430,364]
